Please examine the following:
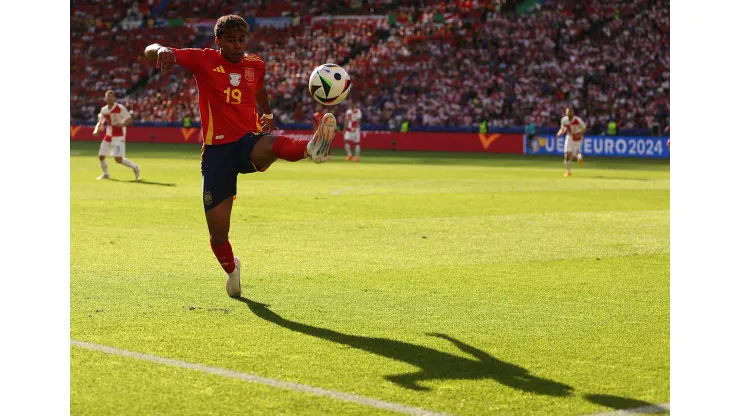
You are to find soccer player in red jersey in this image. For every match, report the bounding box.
[144,15,337,298]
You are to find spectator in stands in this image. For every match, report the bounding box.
[70,0,669,134]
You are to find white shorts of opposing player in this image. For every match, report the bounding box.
[97,136,140,180]
[564,137,583,155]
[98,137,126,157]
[344,130,361,143]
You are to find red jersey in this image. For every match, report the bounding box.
[172,48,266,145]
[313,111,323,130]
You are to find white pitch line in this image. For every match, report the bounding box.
[582,403,670,416]
[71,339,447,416]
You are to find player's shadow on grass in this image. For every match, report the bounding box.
[109,178,176,186]
[583,394,668,411]
[237,297,573,396]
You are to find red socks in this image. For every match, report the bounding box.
[272,135,307,162]
[210,239,235,274]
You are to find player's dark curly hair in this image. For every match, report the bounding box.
[214,15,250,38]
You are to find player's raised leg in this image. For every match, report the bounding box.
[307,113,337,163]
[251,113,337,168]
[251,134,304,168]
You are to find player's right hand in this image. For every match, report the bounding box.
[260,115,276,132]
[156,48,175,71]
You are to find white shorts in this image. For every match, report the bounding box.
[564,137,583,154]
[99,137,126,157]
[344,130,361,143]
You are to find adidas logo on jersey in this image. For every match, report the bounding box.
[213,66,225,73]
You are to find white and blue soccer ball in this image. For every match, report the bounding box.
[308,64,351,106]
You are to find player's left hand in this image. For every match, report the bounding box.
[156,47,175,71]
[260,115,276,132]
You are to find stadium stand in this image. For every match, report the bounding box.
[70,0,669,134]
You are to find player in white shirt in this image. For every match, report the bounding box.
[556,107,587,177]
[93,90,141,180]
[343,101,362,162]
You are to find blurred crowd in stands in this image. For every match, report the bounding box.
[71,0,669,134]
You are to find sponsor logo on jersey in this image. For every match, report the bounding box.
[213,66,225,73]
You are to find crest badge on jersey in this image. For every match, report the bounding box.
[229,73,241,86]
[244,68,255,83]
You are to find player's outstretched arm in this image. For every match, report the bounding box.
[556,126,567,137]
[144,43,175,71]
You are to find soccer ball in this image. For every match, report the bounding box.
[308,64,351,106]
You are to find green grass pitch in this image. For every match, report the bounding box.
[70,141,669,415]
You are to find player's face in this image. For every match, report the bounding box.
[216,29,247,63]
[105,93,116,105]
[566,108,574,120]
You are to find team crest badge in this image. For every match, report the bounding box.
[245,68,255,83]
[203,190,212,206]
[229,73,241,86]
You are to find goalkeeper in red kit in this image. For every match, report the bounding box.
[145,15,337,298]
